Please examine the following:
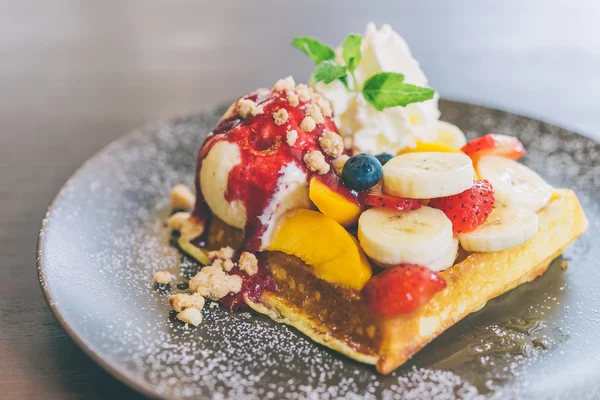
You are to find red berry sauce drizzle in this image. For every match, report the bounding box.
[191,87,346,308]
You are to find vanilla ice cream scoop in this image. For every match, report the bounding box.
[193,79,345,250]
[313,23,441,155]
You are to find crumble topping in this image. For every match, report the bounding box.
[295,84,311,102]
[171,184,195,210]
[319,131,344,158]
[189,265,243,301]
[300,116,316,132]
[236,99,263,118]
[238,252,259,276]
[222,258,235,272]
[167,211,191,231]
[332,154,350,176]
[286,129,298,146]
[273,108,289,126]
[176,307,203,326]
[169,293,206,312]
[153,270,174,285]
[314,94,333,117]
[273,76,295,92]
[286,90,299,107]
[305,104,325,125]
[208,246,235,260]
[303,150,330,174]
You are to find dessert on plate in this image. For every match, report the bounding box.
[155,23,588,374]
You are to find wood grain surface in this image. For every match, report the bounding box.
[0,1,598,398]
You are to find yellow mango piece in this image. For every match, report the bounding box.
[267,209,372,290]
[309,177,361,227]
[397,141,463,155]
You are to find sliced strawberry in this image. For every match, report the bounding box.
[362,264,446,317]
[363,184,421,211]
[429,179,495,233]
[461,134,526,162]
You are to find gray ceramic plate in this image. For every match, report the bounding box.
[37,100,600,400]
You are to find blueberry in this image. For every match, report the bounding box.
[342,154,383,191]
[375,153,394,166]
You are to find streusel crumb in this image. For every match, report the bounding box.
[208,246,235,260]
[153,270,173,285]
[300,116,316,132]
[286,90,299,107]
[332,154,350,176]
[236,99,262,118]
[319,131,344,158]
[167,211,191,231]
[306,104,325,124]
[189,266,243,301]
[304,150,330,174]
[286,129,298,146]
[170,184,195,210]
[274,76,295,92]
[273,108,289,126]
[177,307,202,326]
[238,252,258,276]
[315,95,333,117]
[222,259,235,272]
[169,293,205,312]
[295,84,311,102]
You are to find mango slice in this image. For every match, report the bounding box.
[309,177,361,227]
[397,141,463,155]
[267,209,372,290]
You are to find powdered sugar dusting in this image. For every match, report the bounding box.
[38,101,600,399]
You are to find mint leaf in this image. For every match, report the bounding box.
[314,60,347,84]
[342,34,362,72]
[362,72,435,111]
[291,36,335,65]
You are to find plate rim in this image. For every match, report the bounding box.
[35,99,598,399]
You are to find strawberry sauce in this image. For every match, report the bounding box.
[193,88,343,251]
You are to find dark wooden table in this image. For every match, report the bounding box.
[1,1,598,398]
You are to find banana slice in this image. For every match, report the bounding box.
[358,206,454,267]
[428,237,459,272]
[476,155,552,212]
[382,152,474,199]
[458,207,539,252]
[436,121,467,149]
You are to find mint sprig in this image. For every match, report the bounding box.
[292,33,436,110]
[291,37,335,65]
[314,60,347,84]
[342,34,362,72]
[362,72,435,111]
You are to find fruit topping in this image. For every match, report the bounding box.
[397,141,462,155]
[362,264,446,317]
[358,206,454,268]
[436,121,467,149]
[363,184,421,211]
[458,207,539,252]
[382,152,474,199]
[375,153,394,166]
[194,79,340,251]
[476,155,552,212]
[342,154,383,191]
[429,179,495,233]
[461,133,526,162]
[309,176,361,227]
[267,209,372,290]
